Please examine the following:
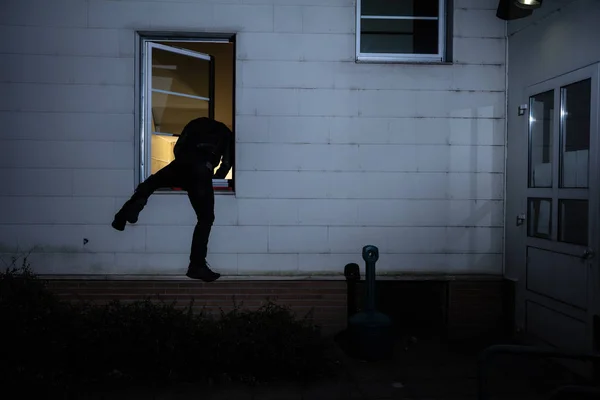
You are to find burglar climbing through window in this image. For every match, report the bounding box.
[112,117,233,282]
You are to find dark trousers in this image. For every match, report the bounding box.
[130,159,215,264]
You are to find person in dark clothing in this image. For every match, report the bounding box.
[112,117,233,282]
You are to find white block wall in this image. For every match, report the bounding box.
[0,0,506,276]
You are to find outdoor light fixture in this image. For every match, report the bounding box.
[496,0,536,20]
[515,0,543,9]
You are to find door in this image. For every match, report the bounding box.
[143,42,215,177]
[519,64,599,373]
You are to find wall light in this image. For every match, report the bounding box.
[515,0,543,9]
[496,0,534,20]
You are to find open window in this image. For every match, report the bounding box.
[139,34,236,193]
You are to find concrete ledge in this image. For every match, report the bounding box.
[38,273,504,282]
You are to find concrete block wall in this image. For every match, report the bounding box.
[0,0,507,277]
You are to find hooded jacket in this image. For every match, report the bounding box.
[173,117,233,179]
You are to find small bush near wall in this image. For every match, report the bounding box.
[0,259,334,396]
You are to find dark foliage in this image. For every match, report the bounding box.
[0,258,333,396]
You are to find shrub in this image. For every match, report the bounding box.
[0,260,333,395]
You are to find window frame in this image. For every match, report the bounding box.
[355,0,451,64]
[136,32,236,194]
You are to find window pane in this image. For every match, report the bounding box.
[560,79,591,188]
[528,198,552,239]
[528,90,554,188]
[152,47,211,99]
[150,134,176,174]
[151,91,209,135]
[360,19,439,54]
[559,200,588,246]
[361,0,439,18]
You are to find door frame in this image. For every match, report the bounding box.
[517,62,600,362]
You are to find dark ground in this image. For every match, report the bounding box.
[75,335,593,400]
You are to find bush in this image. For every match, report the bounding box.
[0,259,334,395]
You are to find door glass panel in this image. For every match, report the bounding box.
[560,79,591,188]
[529,90,554,188]
[528,198,552,239]
[558,199,588,246]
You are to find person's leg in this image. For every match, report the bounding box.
[184,170,220,282]
[112,161,183,231]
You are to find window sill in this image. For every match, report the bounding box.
[356,55,452,65]
[158,188,235,196]
[156,179,234,195]
[214,190,235,196]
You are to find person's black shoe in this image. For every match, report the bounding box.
[123,198,146,224]
[111,198,146,231]
[186,261,221,282]
[111,215,127,231]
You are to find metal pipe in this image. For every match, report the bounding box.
[362,245,379,314]
[344,263,360,318]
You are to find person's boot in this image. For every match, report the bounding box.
[111,213,127,231]
[186,261,221,282]
[111,198,146,231]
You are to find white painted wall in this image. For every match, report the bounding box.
[0,0,506,276]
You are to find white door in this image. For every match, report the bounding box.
[518,63,599,373]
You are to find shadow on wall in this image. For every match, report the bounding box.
[446,104,505,263]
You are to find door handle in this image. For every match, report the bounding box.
[582,248,595,260]
[516,213,526,226]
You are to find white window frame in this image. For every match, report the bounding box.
[356,0,447,63]
[137,34,235,193]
